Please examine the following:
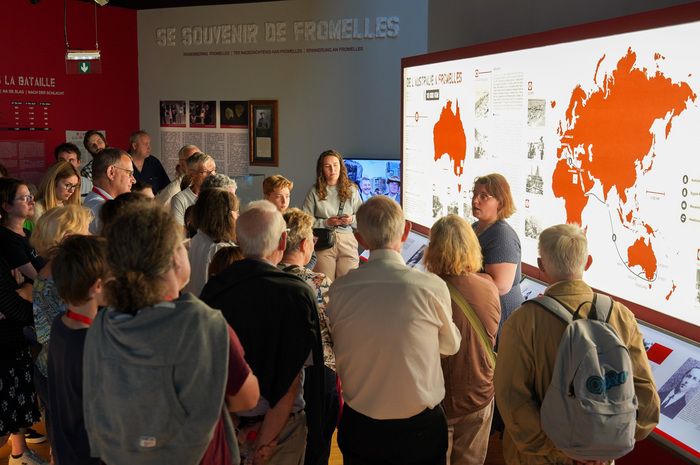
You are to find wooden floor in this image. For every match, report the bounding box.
[2,422,505,465]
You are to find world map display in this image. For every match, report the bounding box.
[403,18,700,328]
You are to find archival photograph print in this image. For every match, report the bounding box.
[160,100,186,127]
[220,100,248,128]
[657,358,700,420]
[189,100,217,128]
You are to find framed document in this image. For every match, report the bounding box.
[249,100,278,166]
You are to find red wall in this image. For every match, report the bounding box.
[1,0,138,183]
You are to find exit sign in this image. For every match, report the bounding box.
[66,59,102,75]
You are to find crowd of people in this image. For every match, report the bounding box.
[0,134,661,465]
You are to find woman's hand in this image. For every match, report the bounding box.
[326,215,351,227]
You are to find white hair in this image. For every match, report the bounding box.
[236,200,286,258]
[356,196,405,249]
[538,223,588,280]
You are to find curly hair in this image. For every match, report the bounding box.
[31,204,92,257]
[314,149,355,202]
[282,208,313,253]
[103,203,182,315]
[36,161,81,211]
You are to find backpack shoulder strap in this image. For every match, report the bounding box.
[530,295,574,325]
[590,293,614,323]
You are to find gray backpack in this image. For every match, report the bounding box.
[532,293,638,461]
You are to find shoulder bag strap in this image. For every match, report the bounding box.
[337,200,345,217]
[447,282,496,368]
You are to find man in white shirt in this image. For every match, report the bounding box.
[326,195,460,465]
[170,152,215,226]
[83,148,135,234]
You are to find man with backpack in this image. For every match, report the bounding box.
[494,224,659,465]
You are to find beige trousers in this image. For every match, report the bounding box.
[446,398,494,465]
[313,231,359,280]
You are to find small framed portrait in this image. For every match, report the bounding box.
[249,100,278,167]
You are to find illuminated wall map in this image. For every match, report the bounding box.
[403,18,700,327]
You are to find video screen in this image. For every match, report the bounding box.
[344,158,401,204]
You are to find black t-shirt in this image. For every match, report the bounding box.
[0,226,45,272]
[133,155,171,195]
[47,317,100,465]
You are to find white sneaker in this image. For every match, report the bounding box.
[8,449,49,465]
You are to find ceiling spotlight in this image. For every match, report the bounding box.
[94,0,109,5]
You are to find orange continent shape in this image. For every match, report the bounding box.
[558,48,696,204]
[433,100,467,178]
[552,158,590,224]
[627,237,657,281]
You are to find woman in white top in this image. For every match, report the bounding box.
[184,188,239,296]
[303,149,362,280]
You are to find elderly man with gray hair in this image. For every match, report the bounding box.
[494,224,659,465]
[156,144,200,207]
[200,200,324,465]
[170,151,215,225]
[326,196,461,465]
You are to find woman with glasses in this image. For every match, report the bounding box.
[34,161,82,221]
[0,178,46,280]
[303,149,362,280]
[470,173,523,333]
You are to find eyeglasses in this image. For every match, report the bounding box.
[470,191,494,201]
[14,194,34,202]
[189,169,215,176]
[112,165,135,177]
[62,182,80,191]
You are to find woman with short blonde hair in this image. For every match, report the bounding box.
[425,214,501,465]
[30,204,92,424]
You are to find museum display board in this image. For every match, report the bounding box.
[402,5,700,459]
[402,3,700,334]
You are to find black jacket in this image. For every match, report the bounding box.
[200,258,325,452]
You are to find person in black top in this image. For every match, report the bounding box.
[0,178,46,280]
[48,235,109,465]
[0,255,45,465]
[129,130,170,195]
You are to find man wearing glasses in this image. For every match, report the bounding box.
[170,152,216,226]
[83,148,136,234]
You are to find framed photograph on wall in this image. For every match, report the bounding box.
[249,100,278,166]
